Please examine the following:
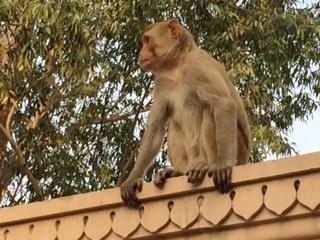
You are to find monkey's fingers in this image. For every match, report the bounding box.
[188,162,208,183]
[154,173,166,188]
[188,169,205,183]
[216,170,224,193]
[193,168,206,183]
[212,170,217,188]
[171,170,183,177]
[187,170,194,183]
[198,169,207,182]
[212,170,218,190]
[211,168,231,194]
[163,169,174,178]
[225,167,232,193]
[128,187,141,208]
[136,178,143,192]
[220,169,228,194]
[128,180,143,207]
[155,170,169,187]
[120,187,127,204]
[190,169,199,183]
[198,163,209,182]
[219,167,233,193]
[166,169,183,178]
[121,182,141,208]
[208,164,217,178]
[121,186,136,208]
[154,169,183,187]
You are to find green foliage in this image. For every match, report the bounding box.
[0,0,319,205]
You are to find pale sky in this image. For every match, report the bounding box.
[289,109,320,155]
[299,0,318,7]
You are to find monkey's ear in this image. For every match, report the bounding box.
[168,19,181,38]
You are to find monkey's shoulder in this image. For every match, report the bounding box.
[184,49,227,84]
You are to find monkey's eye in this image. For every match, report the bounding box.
[143,35,150,44]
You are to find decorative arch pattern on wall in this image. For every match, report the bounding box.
[1,152,320,240]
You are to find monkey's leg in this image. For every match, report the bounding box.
[154,168,183,188]
[186,109,215,184]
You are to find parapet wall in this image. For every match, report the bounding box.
[1,152,320,240]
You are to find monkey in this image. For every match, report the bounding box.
[120,19,251,208]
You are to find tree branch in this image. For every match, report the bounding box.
[5,103,15,130]
[26,96,54,130]
[0,123,43,200]
[88,105,152,124]
[18,63,56,102]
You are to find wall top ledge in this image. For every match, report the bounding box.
[1,152,320,227]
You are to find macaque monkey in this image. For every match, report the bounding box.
[120,19,251,207]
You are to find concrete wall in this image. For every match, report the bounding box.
[1,152,320,239]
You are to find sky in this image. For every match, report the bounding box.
[266,110,320,161]
[288,109,320,155]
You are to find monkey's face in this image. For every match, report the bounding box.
[138,20,181,71]
[138,34,156,70]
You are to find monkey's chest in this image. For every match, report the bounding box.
[168,91,203,136]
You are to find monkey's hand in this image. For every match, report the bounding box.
[120,178,143,208]
[186,161,209,184]
[154,168,183,188]
[208,163,233,194]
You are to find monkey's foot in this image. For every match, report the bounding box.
[120,178,143,208]
[154,168,183,188]
[208,165,233,194]
[186,162,209,184]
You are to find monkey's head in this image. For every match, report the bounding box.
[138,19,194,71]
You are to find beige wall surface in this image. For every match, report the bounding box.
[1,152,320,239]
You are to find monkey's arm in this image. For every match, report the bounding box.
[127,99,169,180]
[197,78,237,193]
[121,99,169,207]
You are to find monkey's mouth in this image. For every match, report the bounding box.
[139,59,151,68]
